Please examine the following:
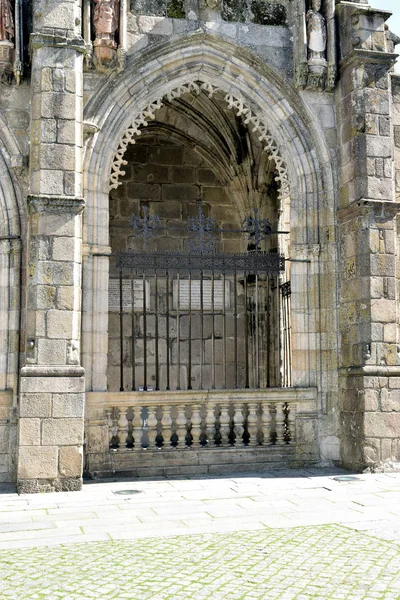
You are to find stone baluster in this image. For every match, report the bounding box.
[175,405,187,447]
[191,404,202,448]
[283,402,292,444]
[132,405,143,450]
[233,403,244,447]
[247,402,259,447]
[261,401,272,445]
[205,402,216,447]
[106,408,114,448]
[288,404,296,443]
[147,405,158,449]
[276,402,286,445]
[117,407,129,448]
[219,402,231,447]
[269,404,277,445]
[161,404,173,449]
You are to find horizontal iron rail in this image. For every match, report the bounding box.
[116,252,285,274]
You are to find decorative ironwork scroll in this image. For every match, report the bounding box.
[116,251,285,274]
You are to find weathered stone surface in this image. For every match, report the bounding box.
[59,446,83,477]
[52,393,84,418]
[19,394,52,418]
[42,418,84,446]
[18,446,58,479]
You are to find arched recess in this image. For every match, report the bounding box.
[0,117,24,482]
[82,33,337,401]
[0,118,24,394]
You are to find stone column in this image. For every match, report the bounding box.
[17,0,86,492]
[336,1,400,470]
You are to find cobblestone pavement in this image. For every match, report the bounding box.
[1,469,400,599]
[1,524,400,599]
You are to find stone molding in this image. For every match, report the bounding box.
[337,199,400,223]
[30,33,87,54]
[340,366,400,377]
[339,48,398,69]
[109,79,291,200]
[27,195,85,215]
[20,365,85,378]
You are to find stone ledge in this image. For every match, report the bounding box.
[339,49,398,69]
[30,34,86,53]
[340,366,400,377]
[21,365,85,378]
[28,195,85,215]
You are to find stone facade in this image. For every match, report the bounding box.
[0,0,399,491]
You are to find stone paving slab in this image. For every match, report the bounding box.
[1,469,400,597]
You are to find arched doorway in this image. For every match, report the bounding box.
[83,37,336,475]
[107,87,291,394]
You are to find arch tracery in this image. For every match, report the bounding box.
[109,79,291,200]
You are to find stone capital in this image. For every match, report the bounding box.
[28,195,85,215]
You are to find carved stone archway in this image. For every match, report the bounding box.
[82,35,337,418]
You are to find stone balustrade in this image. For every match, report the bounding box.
[86,388,319,477]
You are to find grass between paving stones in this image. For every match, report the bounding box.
[0,525,400,599]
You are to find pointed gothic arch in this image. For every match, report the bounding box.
[82,34,337,403]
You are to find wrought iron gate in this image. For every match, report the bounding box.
[109,204,292,392]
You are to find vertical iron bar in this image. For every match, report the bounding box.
[288,288,292,386]
[166,271,170,391]
[119,269,124,392]
[131,276,135,391]
[143,272,147,391]
[282,285,287,387]
[266,276,271,388]
[255,273,260,389]
[234,271,238,389]
[244,272,249,389]
[223,272,227,389]
[200,271,204,390]
[211,271,215,389]
[155,272,159,391]
[177,272,181,390]
[188,272,192,390]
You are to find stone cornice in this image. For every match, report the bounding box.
[340,366,400,377]
[30,33,87,54]
[337,199,400,223]
[28,196,85,215]
[20,366,85,378]
[340,49,398,70]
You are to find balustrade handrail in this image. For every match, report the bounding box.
[88,387,317,409]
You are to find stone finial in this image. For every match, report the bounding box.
[0,0,15,84]
[385,24,400,54]
[93,0,120,72]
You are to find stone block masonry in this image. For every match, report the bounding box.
[16,0,86,492]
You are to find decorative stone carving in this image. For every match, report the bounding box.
[295,0,336,92]
[306,0,327,91]
[93,0,120,72]
[306,0,326,61]
[109,79,291,200]
[0,0,15,84]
